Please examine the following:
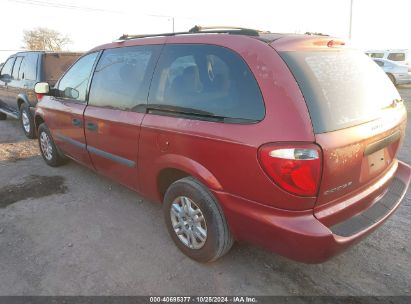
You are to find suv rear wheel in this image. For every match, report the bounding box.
[38,123,67,167]
[163,177,234,262]
[387,73,397,86]
[20,103,36,139]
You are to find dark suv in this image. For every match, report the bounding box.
[0,51,82,138]
[34,27,411,263]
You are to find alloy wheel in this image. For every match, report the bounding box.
[170,196,207,249]
[40,132,53,161]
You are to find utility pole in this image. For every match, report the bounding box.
[172,17,175,33]
[349,0,353,39]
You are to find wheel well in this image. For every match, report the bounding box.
[387,73,396,84]
[17,99,24,110]
[35,115,44,130]
[158,168,190,200]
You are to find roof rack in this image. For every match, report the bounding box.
[117,25,267,41]
[189,25,263,36]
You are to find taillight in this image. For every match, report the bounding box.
[258,143,322,197]
[327,40,345,48]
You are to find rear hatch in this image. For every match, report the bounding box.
[276,42,407,215]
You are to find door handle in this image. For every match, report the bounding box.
[72,118,82,127]
[86,122,98,131]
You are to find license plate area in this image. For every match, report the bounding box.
[360,148,392,182]
[367,149,387,174]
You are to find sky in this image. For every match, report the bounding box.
[1,0,410,62]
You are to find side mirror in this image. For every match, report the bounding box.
[64,87,79,99]
[34,82,50,94]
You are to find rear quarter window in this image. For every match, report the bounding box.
[148,44,265,123]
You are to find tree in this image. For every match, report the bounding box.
[23,27,72,51]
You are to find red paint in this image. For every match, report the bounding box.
[35,33,411,263]
[83,106,143,190]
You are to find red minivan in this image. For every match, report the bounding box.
[34,27,411,263]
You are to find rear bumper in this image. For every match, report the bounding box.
[214,160,411,263]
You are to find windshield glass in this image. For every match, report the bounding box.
[280,50,400,133]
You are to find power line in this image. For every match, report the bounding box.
[0,50,25,52]
[6,0,221,33]
[7,0,122,14]
[6,0,214,21]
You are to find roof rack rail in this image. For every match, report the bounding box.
[118,31,185,40]
[188,25,264,36]
[117,25,267,41]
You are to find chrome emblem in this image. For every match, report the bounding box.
[324,181,353,195]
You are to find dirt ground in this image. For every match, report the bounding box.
[0,86,410,296]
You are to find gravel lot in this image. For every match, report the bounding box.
[0,86,410,296]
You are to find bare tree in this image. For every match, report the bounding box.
[23,27,72,51]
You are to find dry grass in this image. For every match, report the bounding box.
[0,140,40,162]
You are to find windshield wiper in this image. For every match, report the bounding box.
[147,104,214,116]
[146,104,259,124]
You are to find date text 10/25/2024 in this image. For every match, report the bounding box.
[149,297,257,303]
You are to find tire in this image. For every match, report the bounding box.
[387,74,397,86]
[0,112,6,120]
[20,103,36,139]
[163,177,234,262]
[38,123,67,167]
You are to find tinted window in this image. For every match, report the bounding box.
[148,44,264,123]
[280,50,400,133]
[12,57,23,79]
[58,52,98,102]
[387,53,405,61]
[88,45,160,110]
[374,60,384,67]
[368,53,384,58]
[43,53,82,85]
[19,53,38,80]
[0,57,15,79]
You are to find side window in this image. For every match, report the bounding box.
[369,53,384,58]
[88,45,160,110]
[148,44,265,122]
[58,52,98,102]
[19,53,38,80]
[387,53,405,61]
[374,60,384,67]
[12,57,24,80]
[0,57,16,80]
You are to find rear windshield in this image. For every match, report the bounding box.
[43,53,81,85]
[280,50,400,133]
